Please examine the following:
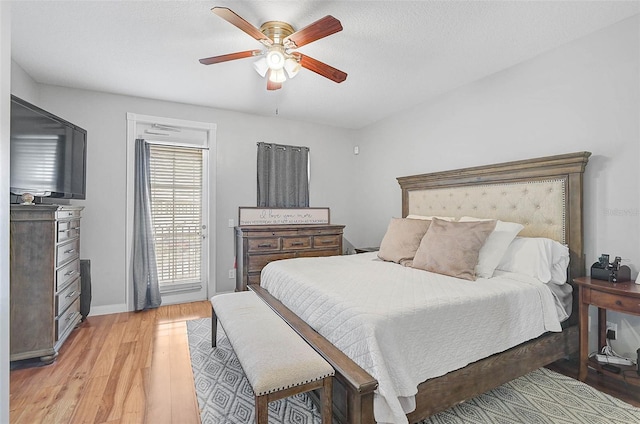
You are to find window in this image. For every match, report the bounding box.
[148,144,203,292]
[127,112,215,309]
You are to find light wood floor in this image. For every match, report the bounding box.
[10,301,211,424]
[10,300,639,424]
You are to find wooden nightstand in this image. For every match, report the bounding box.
[573,276,640,385]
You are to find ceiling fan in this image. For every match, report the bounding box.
[199,7,347,90]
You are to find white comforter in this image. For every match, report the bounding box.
[260,252,564,424]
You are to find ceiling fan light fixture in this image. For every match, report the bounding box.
[269,68,287,83]
[266,46,286,70]
[284,57,301,78]
[253,57,268,77]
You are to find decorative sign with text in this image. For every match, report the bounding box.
[238,207,330,226]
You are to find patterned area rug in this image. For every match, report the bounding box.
[187,318,640,424]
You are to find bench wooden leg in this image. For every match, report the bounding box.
[211,305,217,348]
[255,394,269,424]
[321,377,333,424]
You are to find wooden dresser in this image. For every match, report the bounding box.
[10,204,84,363]
[235,224,345,291]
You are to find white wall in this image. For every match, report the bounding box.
[6,83,356,312]
[11,60,38,104]
[352,16,640,357]
[0,3,11,422]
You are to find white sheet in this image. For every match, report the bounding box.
[260,252,564,424]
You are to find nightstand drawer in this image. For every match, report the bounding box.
[589,289,640,315]
[248,238,281,252]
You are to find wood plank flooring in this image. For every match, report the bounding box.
[10,301,211,424]
[10,301,638,423]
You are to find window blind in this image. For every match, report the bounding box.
[148,144,203,289]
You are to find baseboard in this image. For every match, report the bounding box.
[88,303,128,316]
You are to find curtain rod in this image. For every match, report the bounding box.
[142,138,209,150]
[257,142,308,152]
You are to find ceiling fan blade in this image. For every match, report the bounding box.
[199,49,263,65]
[284,15,343,49]
[266,70,282,90]
[298,54,347,83]
[212,7,273,46]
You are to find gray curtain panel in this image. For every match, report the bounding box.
[257,142,309,207]
[133,139,162,310]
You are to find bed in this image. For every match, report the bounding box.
[250,151,590,424]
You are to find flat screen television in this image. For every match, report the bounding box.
[10,95,87,200]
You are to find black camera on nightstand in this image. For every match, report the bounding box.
[591,254,631,283]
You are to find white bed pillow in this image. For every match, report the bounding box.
[496,237,570,284]
[458,217,524,279]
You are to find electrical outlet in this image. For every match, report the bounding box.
[228,269,236,279]
[606,321,617,340]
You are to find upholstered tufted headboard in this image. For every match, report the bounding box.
[397,152,590,283]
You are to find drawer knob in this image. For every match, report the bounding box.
[291,242,304,246]
[65,270,76,277]
[258,244,272,248]
[64,248,76,254]
[615,300,622,306]
[65,290,77,299]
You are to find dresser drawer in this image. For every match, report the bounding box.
[283,236,311,250]
[56,277,81,316]
[56,258,80,291]
[298,249,340,258]
[57,219,80,243]
[313,235,341,249]
[56,297,80,341]
[56,238,80,267]
[248,237,281,252]
[247,252,295,273]
[589,289,640,315]
[56,209,81,220]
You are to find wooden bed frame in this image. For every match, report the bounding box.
[251,151,591,424]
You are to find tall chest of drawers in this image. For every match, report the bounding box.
[235,224,345,291]
[10,205,84,363]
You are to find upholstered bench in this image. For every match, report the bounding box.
[211,291,334,424]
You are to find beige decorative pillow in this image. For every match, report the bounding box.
[377,218,431,264]
[412,218,497,281]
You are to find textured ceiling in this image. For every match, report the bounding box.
[10,1,640,129]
